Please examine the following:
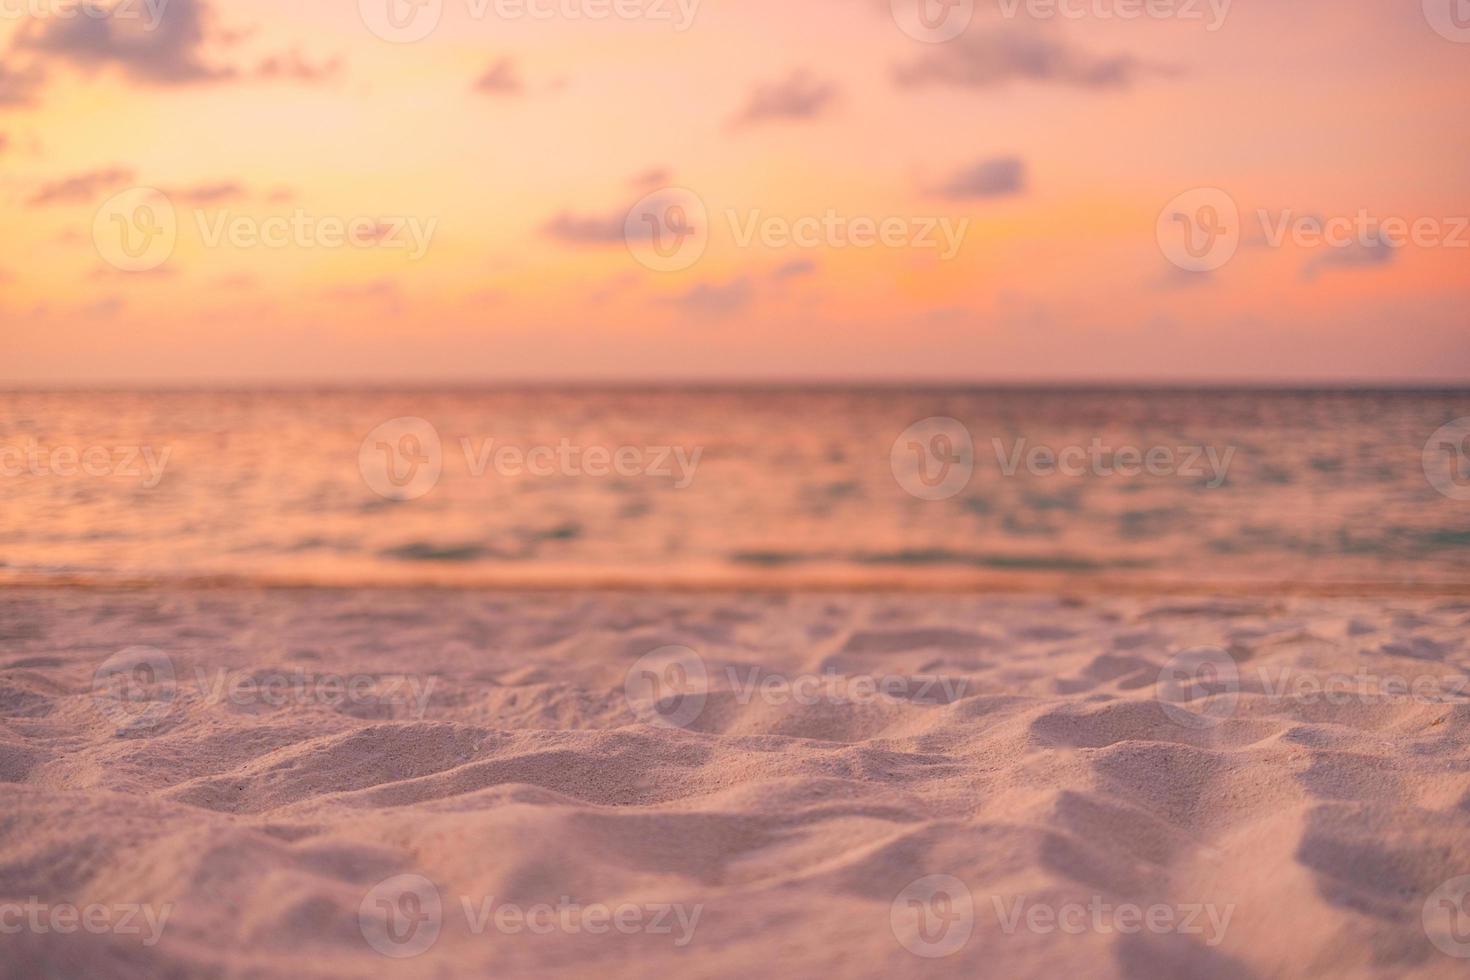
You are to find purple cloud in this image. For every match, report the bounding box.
[672,278,754,317]
[1303,240,1397,281]
[0,64,46,107]
[28,166,136,206]
[474,57,523,96]
[544,211,627,245]
[17,0,232,85]
[734,70,838,126]
[256,50,342,83]
[895,29,1177,91]
[772,259,818,280]
[933,157,1026,199]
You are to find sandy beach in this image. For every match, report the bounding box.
[5,0,1468,975]
[3,587,1468,978]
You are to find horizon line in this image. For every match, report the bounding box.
[4,377,1470,392]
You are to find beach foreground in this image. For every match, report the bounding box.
[2,589,1468,978]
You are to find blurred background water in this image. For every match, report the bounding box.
[1,387,1467,591]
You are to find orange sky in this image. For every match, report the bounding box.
[1,0,1467,382]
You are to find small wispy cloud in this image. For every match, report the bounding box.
[772,259,817,280]
[1303,240,1396,281]
[543,210,626,245]
[0,64,46,107]
[28,166,136,206]
[733,70,838,126]
[932,157,1026,199]
[895,29,1177,91]
[255,50,342,83]
[168,182,249,205]
[631,168,671,191]
[474,57,523,96]
[670,278,754,317]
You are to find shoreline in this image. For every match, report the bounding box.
[3,572,1468,599]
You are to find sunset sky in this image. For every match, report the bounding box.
[1,0,1467,383]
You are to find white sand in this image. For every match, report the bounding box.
[1,589,1468,978]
